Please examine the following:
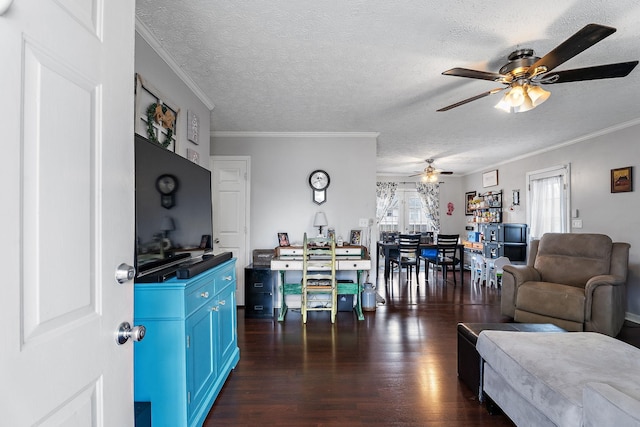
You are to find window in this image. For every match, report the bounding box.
[378,188,432,233]
[526,164,570,240]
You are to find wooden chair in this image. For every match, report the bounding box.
[301,233,337,323]
[389,234,420,285]
[422,234,461,285]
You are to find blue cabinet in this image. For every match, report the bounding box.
[134,259,239,427]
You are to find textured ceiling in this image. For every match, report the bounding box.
[135,0,640,176]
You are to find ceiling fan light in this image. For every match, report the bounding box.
[527,85,551,106]
[494,96,513,113]
[506,85,525,106]
[514,93,534,113]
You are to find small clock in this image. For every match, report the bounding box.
[156,174,178,209]
[309,170,330,204]
[156,174,178,195]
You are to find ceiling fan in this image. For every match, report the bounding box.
[437,23,639,113]
[410,159,453,182]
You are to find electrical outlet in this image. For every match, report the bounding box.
[359,218,369,227]
[571,219,583,229]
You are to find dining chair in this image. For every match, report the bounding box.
[389,234,420,285]
[422,234,461,286]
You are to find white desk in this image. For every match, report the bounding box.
[271,245,371,321]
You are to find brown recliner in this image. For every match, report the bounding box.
[501,233,630,336]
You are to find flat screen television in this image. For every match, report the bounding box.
[134,134,213,279]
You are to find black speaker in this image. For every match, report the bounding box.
[176,252,233,279]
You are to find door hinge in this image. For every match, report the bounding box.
[187,391,191,404]
[186,335,190,348]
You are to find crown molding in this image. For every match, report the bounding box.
[465,117,640,176]
[210,131,380,139]
[135,17,215,111]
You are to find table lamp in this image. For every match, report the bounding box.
[161,216,175,238]
[313,211,328,237]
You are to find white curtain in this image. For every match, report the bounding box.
[529,174,564,240]
[376,182,398,224]
[415,182,440,232]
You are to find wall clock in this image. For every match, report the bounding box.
[156,174,178,209]
[309,169,330,204]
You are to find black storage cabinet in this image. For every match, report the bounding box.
[479,223,528,262]
[244,264,274,319]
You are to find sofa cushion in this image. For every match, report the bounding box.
[516,281,585,323]
[534,233,612,287]
[477,331,640,427]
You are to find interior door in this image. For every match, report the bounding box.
[211,156,250,305]
[0,1,136,425]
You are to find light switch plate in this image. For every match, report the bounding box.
[572,219,583,228]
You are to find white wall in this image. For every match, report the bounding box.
[210,133,378,253]
[134,32,211,165]
[461,120,640,318]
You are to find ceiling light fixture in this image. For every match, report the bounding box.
[495,80,550,113]
[421,167,439,183]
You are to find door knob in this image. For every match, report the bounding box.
[116,322,146,345]
[0,0,14,15]
[214,238,220,244]
[115,263,136,284]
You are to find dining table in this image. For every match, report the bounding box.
[377,240,465,286]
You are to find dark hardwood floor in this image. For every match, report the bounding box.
[205,268,640,426]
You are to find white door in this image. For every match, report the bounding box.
[211,156,250,305]
[0,1,136,425]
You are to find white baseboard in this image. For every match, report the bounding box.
[626,312,640,325]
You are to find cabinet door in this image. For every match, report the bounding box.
[217,284,238,372]
[186,305,217,421]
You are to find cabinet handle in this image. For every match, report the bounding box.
[211,306,219,312]
[223,275,233,281]
[219,300,226,305]
[200,291,209,298]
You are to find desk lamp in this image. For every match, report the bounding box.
[313,211,328,237]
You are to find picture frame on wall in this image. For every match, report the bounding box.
[465,191,476,215]
[278,232,290,247]
[482,170,499,188]
[611,166,633,193]
[350,229,362,246]
[135,74,180,152]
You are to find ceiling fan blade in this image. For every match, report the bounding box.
[437,87,505,112]
[539,61,639,84]
[530,23,616,74]
[439,171,454,175]
[442,67,506,82]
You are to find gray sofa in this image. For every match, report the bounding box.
[501,233,630,336]
[477,330,640,426]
